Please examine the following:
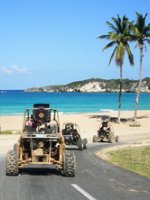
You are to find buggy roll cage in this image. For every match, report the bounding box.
[22,107,60,133]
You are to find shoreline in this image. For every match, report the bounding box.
[0,109,150,118]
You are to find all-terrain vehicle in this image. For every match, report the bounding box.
[6,104,76,177]
[93,120,119,143]
[62,122,87,150]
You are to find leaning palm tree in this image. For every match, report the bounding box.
[97,15,134,122]
[130,13,150,120]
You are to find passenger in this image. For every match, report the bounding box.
[27,120,33,126]
[26,115,38,130]
[72,129,79,138]
[98,121,112,137]
[26,115,34,127]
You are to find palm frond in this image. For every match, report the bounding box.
[145,38,150,44]
[98,14,134,70]
[111,17,122,33]
[143,26,150,34]
[109,32,119,40]
[97,35,109,39]
[134,43,138,49]
[106,21,118,33]
[131,13,150,50]
[103,41,116,51]
[129,34,138,41]
[125,45,134,65]
[135,12,148,32]
[108,46,117,65]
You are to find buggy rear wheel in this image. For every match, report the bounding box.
[83,138,87,149]
[6,150,19,176]
[108,132,115,143]
[77,137,83,150]
[63,151,75,177]
[93,135,98,142]
[115,135,119,142]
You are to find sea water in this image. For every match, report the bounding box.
[0,90,150,115]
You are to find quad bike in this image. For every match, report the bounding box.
[62,122,87,150]
[6,104,76,177]
[93,120,119,143]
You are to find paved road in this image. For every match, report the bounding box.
[0,143,150,200]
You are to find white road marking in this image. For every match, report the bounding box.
[71,184,97,200]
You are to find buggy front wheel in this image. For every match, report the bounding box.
[93,135,98,142]
[77,137,83,150]
[83,138,87,149]
[115,135,119,142]
[108,132,115,143]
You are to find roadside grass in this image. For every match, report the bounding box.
[0,130,14,135]
[108,146,150,179]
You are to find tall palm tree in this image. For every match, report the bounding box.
[97,15,134,122]
[130,13,150,120]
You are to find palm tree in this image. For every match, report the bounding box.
[97,15,134,122]
[130,13,150,120]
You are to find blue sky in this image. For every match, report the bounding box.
[0,0,150,89]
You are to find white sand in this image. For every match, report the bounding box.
[0,110,150,155]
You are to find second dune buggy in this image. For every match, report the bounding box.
[62,122,87,150]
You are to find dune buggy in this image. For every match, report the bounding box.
[93,120,119,143]
[62,122,87,150]
[6,104,76,177]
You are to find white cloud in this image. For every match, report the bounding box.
[0,66,13,75]
[0,65,29,75]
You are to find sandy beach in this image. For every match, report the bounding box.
[0,110,150,154]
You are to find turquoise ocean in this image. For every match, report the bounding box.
[0,90,150,116]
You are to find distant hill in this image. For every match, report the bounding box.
[25,77,150,93]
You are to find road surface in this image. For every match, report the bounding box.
[0,143,150,200]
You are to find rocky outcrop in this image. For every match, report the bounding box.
[25,78,150,93]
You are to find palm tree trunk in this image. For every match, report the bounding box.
[118,65,123,123]
[134,46,143,120]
